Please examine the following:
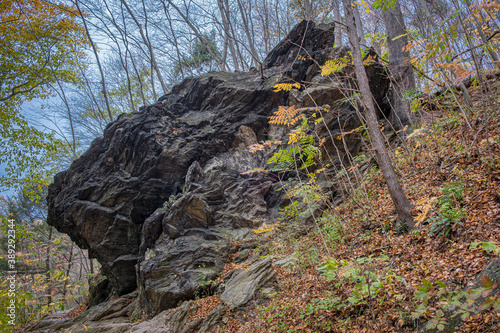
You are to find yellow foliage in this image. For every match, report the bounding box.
[273,82,301,92]
[251,223,279,234]
[288,130,306,144]
[363,54,377,65]
[320,58,347,76]
[415,197,437,227]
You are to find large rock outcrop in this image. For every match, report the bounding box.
[47,68,286,295]
[46,19,391,319]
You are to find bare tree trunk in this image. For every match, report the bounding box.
[342,0,414,230]
[224,0,247,70]
[46,227,53,306]
[62,243,74,305]
[162,2,185,79]
[90,255,94,275]
[121,0,168,95]
[353,2,366,46]
[75,0,113,122]
[332,0,343,46]
[218,0,240,70]
[141,0,159,100]
[164,0,226,71]
[304,0,313,21]
[120,1,148,105]
[262,0,271,54]
[381,1,416,130]
[237,0,259,67]
[89,0,136,113]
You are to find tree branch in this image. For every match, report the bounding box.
[0,80,47,102]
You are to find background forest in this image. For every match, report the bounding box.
[1,0,499,331]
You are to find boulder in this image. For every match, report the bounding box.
[47,68,286,295]
[220,257,276,309]
[45,20,392,319]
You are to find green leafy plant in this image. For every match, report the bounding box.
[318,255,403,308]
[372,0,397,11]
[426,182,466,237]
[318,212,344,250]
[279,182,325,223]
[163,196,177,211]
[267,118,320,172]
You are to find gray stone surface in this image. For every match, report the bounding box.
[220,257,276,309]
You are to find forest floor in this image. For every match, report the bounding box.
[185,78,500,332]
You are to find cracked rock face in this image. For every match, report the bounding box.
[47,69,286,295]
[46,20,391,314]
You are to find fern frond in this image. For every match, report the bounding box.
[320,58,348,76]
[269,106,304,126]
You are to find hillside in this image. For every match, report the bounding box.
[227,80,500,332]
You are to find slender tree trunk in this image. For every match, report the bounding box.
[332,0,343,46]
[224,0,247,70]
[304,0,313,21]
[263,0,271,53]
[120,1,148,105]
[218,0,240,70]
[46,227,53,306]
[353,3,366,46]
[420,0,435,37]
[75,0,113,121]
[165,0,226,71]
[237,0,260,66]
[121,0,168,95]
[90,255,94,275]
[342,0,414,230]
[162,2,185,79]
[381,1,416,130]
[90,0,136,113]
[62,243,74,305]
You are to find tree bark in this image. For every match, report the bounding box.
[45,227,53,306]
[218,0,239,70]
[381,1,416,130]
[304,0,313,21]
[342,0,414,230]
[353,3,366,47]
[332,0,342,46]
[62,243,74,304]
